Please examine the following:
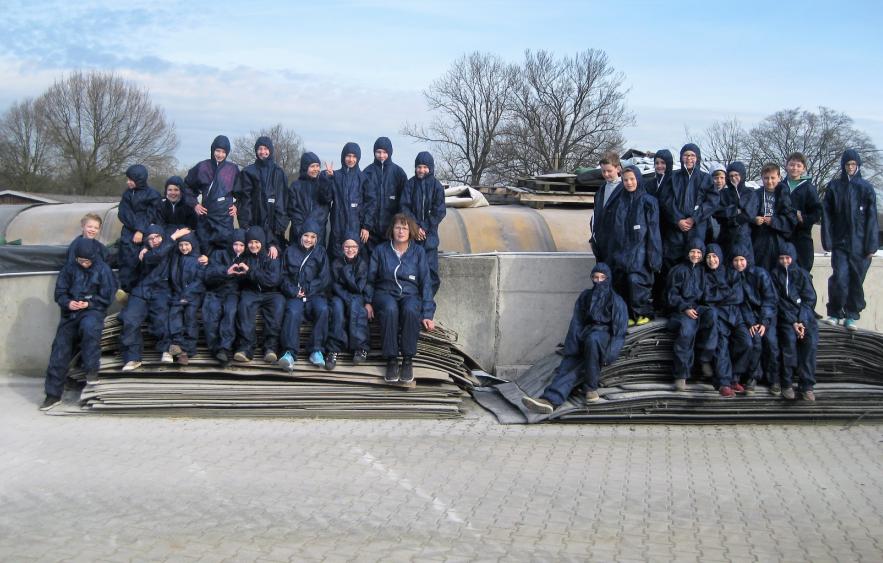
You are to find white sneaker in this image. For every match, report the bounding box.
[122,361,142,371]
[161,352,174,364]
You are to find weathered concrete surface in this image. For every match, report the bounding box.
[2,376,883,562]
[5,202,121,246]
[2,253,882,377]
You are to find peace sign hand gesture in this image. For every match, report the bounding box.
[325,161,334,176]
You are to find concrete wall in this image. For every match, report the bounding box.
[3,254,883,377]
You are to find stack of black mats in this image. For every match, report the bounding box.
[472,320,883,424]
[61,314,477,419]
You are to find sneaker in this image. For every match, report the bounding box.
[168,344,182,356]
[585,390,601,403]
[745,378,756,395]
[522,396,554,415]
[353,349,368,365]
[801,390,816,402]
[732,382,745,394]
[674,378,687,391]
[177,352,189,366]
[325,352,338,371]
[277,351,295,371]
[233,351,251,363]
[161,352,174,364]
[635,316,651,326]
[122,360,141,371]
[263,350,278,363]
[115,289,129,304]
[844,319,858,332]
[85,371,99,384]
[399,358,414,383]
[770,383,782,396]
[309,351,325,367]
[719,386,734,398]
[215,350,228,364]
[701,362,713,379]
[824,316,841,326]
[627,319,636,327]
[384,359,399,383]
[782,387,796,400]
[39,395,62,411]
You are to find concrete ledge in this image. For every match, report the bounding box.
[2,253,882,377]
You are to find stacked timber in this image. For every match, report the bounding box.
[473,321,883,424]
[61,315,476,418]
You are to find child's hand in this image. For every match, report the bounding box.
[268,246,279,259]
[171,227,191,240]
[198,254,209,265]
[422,319,435,331]
[365,303,374,320]
[133,231,143,244]
[228,205,237,217]
[138,248,149,261]
[195,204,208,215]
[325,162,334,176]
[417,228,427,241]
[360,228,370,244]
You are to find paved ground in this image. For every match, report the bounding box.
[1,376,882,562]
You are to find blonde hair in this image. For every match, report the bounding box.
[81,213,103,227]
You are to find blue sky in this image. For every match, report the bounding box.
[2,0,882,176]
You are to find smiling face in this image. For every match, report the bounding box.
[213,148,227,163]
[248,239,262,254]
[232,241,245,255]
[591,271,607,284]
[779,254,792,268]
[712,171,726,190]
[82,219,101,239]
[654,157,667,175]
[178,240,192,255]
[732,256,747,272]
[166,185,181,203]
[344,153,358,168]
[374,149,388,163]
[256,145,270,160]
[688,248,703,264]
[727,170,742,187]
[681,150,697,171]
[762,170,780,191]
[845,160,858,176]
[342,239,359,260]
[126,178,136,190]
[622,171,638,192]
[706,252,720,270]
[307,163,321,178]
[416,164,430,179]
[147,233,163,249]
[786,159,805,180]
[300,232,317,249]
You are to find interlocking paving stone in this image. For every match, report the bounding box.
[2,376,882,562]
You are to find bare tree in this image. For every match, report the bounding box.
[401,52,518,185]
[38,71,178,194]
[491,49,633,183]
[745,107,879,187]
[699,118,747,168]
[232,123,304,182]
[0,98,55,191]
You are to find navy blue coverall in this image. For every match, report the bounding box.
[363,137,408,252]
[288,152,332,247]
[184,135,243,254]
[400,151,447,296]
[328,251,370,354]
[119,225,175,362]
[44,239,117,398]
[280,220,332,357]
[665,240,708,381]
[167,233,205,356]
[782,173,821,271]
[607,165,662,319]
[324,142,369,261]
[821,149,880,320]
[729,243,779,385]
[714,161,758,262]
[117,164,161,292]
[238,136,290,253]
[203,229,245,358]
[235,226,284,358]
[771,242,818,392]
[751,184,797,273]
[366,240,435,359]
[540,263,628,406]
